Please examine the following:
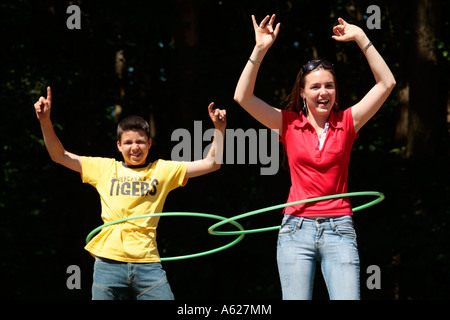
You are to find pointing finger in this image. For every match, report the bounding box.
[46,86,52,105]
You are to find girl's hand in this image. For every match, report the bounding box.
[34,86,52,122]
[208,102,227,130]
[332,18,366,44]
[252,14,281,50]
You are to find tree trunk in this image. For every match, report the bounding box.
[407,0,446,159]
[173,0,200,124]
[114,49,126,121]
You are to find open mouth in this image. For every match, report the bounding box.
[130,153,142,159]
[317,99,329,107]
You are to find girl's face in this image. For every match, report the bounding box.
[117,129,152,166]
[301,69,336,118]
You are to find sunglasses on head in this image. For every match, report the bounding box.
[301,60,334,76]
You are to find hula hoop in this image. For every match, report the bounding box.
[208,191,385,236]
[86,212,245,261]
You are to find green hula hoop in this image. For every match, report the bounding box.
[86,212,245,261]
[208,191,385,236]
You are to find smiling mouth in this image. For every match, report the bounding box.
[130,153,142,158]
[318,100,329,106]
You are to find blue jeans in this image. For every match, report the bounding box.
[92,257,175,300]
[277,215,360,300]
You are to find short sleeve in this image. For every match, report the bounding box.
[81,156,115,186]
[279,110,299,145]
[157,160,189,191]
[345,107,359,139]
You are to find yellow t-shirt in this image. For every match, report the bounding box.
[81,157,188,262]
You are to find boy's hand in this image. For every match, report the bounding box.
[34,86,52,122]
[208,102,226,130]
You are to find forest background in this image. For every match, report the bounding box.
[1,0,449,300]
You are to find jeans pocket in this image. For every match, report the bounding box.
[335,222,357,239]
[278,215,300,237]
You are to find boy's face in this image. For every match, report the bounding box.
[117,129,152,166]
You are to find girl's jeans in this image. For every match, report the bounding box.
[92,257,175,300]
[277,215,360,300]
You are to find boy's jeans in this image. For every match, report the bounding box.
[277,215,360,300]
[92,257,174,300]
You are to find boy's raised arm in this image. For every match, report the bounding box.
[34,86,82,173]
[185,102,226,179]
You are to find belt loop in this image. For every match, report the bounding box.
[330,218,336,231]
[298,217,304,229]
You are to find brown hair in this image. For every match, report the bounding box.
[283,60,340,115]
[117,115,150,141]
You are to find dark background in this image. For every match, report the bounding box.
[1,0,448,300]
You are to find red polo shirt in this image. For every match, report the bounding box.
[280,107,358,217]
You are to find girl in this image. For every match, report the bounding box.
[234,14,395,300]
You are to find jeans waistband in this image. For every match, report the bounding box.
[95,256,126,264]
[282,214,353,230]
[303,215,352,224]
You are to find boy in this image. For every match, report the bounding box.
[34,86,226,300]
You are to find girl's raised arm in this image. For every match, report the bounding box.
[332,18,396,133]
[234,14,283,132]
